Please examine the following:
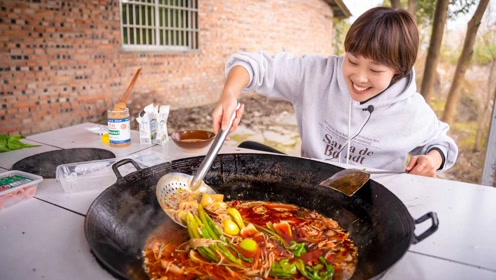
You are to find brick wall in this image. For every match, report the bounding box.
[0,0,335,136]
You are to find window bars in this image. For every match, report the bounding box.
[121,0,199,51]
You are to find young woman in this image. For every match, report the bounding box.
[212,7,458,177]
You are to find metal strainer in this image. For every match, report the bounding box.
[156,104,240,226]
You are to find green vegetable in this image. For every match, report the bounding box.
[222,219,240,235]
[0,134,41,153]
[198,205,254,262]
[186,206,245,265]
[295,257,335,280]
[0,135,9,152]
[239,238,258,252]
[288,241,307,256]
[270,259,298,278]
[185,212,219,263]
[320,256,335,279]
[187,206,336,279]
[227,207,245,229]
[255,222,287,245]
[7,138,24,150]
[254,222,307,255]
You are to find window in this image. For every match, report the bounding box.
[120,0,199,51]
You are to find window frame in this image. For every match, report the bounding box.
[119,0,199,52]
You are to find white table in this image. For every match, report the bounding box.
[1,123,495,280]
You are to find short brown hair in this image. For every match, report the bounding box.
[344,7,419,84]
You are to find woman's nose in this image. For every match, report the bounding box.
[354,69,368,83]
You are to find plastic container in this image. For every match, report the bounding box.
[55,152,169,193]
[107,108,131,147]
[0,171,43,209]
[56,158,120,193]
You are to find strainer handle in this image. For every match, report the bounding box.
[190,103,241,190]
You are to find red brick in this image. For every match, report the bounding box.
[0,0,337,135]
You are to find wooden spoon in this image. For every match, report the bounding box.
[113,68,142,111]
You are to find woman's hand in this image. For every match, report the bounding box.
[212,66,250,136]
[212,95,244,136]
[405,150,443,177]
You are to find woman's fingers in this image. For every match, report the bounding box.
[406,155,437,177]
[212,99,244,135]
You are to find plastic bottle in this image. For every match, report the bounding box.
[107,108,131,147]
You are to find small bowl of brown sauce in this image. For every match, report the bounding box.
[171,130,216,152]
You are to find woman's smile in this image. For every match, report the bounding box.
[352,83,370,93]
[343,53,397,101]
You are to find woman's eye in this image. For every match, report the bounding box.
[348,59,357,65]
[370,68,385,73]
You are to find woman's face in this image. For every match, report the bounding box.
[343,53,397,102]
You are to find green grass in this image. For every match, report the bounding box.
[452,121,479,149]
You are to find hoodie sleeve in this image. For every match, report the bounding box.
[409,112,458,171]
[225,52,328,102]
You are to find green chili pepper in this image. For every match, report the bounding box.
[288,241,307,256]
[319,256,335,279]
[254,222,286,245]
[270,259,298,278]
[294,257,335,280]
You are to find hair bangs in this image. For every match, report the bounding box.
[345,20,395,68]
[344,7,419,82]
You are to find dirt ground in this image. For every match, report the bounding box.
[167,94,295,132]
[165,94,489,186]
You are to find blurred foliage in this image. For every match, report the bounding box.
[382,0,477,27]
[473,30,496,65]
[439,18,496,66]
[333,19,350,55]
[452,121,478,147]
[440,38,461,65]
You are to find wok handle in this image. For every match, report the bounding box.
[111,158,142,179]
[412,211,439,244]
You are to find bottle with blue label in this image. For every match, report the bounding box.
[107,107,131,147]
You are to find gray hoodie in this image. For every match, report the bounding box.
[226,52,458,171]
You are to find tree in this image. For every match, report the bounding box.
[474,47,496,153]
[388,0,416,21]
[442,0,491,125]
[420,0,450,104]
[407,0,417,21]
[391,0,402,9]
[474,16,496,153]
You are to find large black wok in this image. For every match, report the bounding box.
[84,153,438,280]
